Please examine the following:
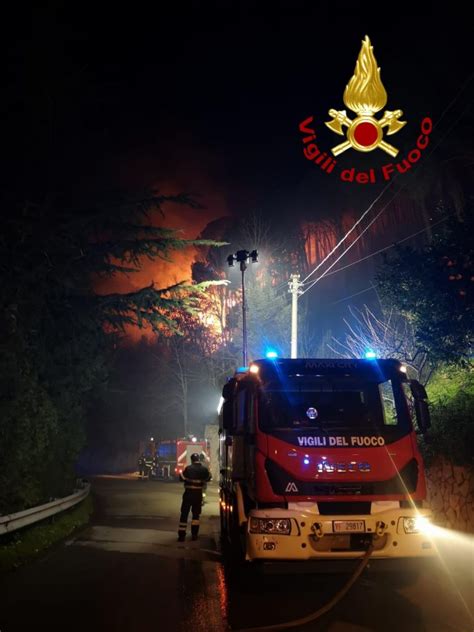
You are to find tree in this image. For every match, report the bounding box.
[330,304,434,384]
[0,192,224,512]
[376,210,474,364]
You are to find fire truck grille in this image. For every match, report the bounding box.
[265,458,418,497]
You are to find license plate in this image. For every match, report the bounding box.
[333,520,365,533]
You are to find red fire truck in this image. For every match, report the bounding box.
[219,357,435,568]
[154,437,210,479]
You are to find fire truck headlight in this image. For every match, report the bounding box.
[403,516,431,534]
[249,518,292,535]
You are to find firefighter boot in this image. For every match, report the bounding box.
[178,522,186,542]
[191,519,199,540]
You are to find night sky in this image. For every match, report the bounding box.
[4,2,472,348]
[5,3,473,211]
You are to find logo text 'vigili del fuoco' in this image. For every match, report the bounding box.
[298,36,433,184]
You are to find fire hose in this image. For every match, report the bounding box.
[231,544,374,632]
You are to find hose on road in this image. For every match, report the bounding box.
[231,544,374,631]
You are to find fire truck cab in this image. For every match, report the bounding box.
[219,358,435,568]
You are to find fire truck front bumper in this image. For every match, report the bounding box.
[245,507,437,563]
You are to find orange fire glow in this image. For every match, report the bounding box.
[94,165,230,343]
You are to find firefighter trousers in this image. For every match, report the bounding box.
[178,490,202,540]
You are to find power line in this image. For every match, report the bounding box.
[330,286,376,306]
[300,90,473,297]
[300,184,390,284]
[314,214,453,281]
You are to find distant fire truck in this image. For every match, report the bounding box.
[219,357,435,569]
[154,437,211,479]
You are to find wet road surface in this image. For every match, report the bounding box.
[0,476,472,631]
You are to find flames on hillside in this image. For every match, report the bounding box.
[96,180,423,346]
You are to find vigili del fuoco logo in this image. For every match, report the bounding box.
[298,36,433,184]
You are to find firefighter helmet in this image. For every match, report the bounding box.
[190,453,200,463]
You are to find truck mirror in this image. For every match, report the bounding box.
[410,380,428,401]
[410,380,431,433]
[222,381,234,400]
[221,379,235,431]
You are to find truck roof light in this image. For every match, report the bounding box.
[266,350,278,359]
[365,350,377,359]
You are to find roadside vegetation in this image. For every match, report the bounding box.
[334,208,473,467]
[422,364,474,466]
[0,494,93,573]
[0,193,224,515]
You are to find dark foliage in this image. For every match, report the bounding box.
[0,193,223,513]
[377,208,474,364]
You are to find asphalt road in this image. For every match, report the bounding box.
[0,476,473,632]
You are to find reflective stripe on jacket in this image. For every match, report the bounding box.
[182,463,210,491]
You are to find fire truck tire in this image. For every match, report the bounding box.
[229,499,261,581]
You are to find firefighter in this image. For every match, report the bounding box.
[177,453,211,542]
[144,453,154,480]
[138,453,146,480]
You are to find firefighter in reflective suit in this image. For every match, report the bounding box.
[177,453,211,542]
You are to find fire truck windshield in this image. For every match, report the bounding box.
[258,376,410,433]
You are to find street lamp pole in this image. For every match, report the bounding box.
[227,249,258,367]
[241,259,248,366]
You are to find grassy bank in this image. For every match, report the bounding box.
[0,493,93,573]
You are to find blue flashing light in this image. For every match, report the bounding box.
[266,350,278,359]
[236,366,249,373]
[303,458,310,465]
[365,350,377,359]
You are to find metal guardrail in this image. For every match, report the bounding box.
[0,481,90,536]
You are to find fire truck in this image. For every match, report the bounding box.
[154,437,210,479]
[219,357,435,569]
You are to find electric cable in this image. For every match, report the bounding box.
[231,544,374,631]
[314,214,452,281]
[330,286,375,306]
[300,95,473,297]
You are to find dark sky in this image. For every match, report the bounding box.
[5,2,473,215]
[3,1,472,353]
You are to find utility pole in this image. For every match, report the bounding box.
[288,274,303,359]
[227,249,259,366]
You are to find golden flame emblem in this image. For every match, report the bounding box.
[326,36,406,157]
